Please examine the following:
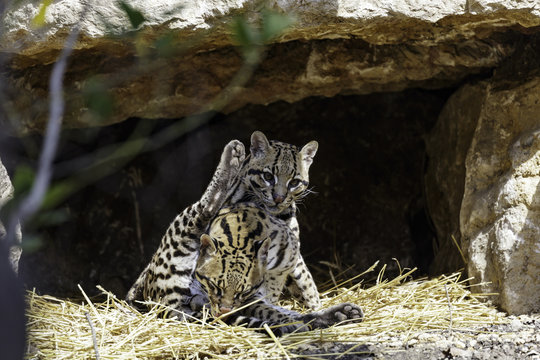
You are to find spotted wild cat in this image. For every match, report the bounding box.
[225,131,321,309]
[194,202,363,334]
[126,139,246,317]
[126,132,358,328]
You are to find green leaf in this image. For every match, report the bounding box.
[82,78,114,121]
[32,0,53,27]
[34,209,69,226]
[41,181,76,211]
[118,1,146,29]
[12,165,35,199]
[261,10,293,43]
[231,17,263,62]
[21,234,43,253]
[155,32,176,58]
[231,17,260,48]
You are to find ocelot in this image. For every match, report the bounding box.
[126,131,363,333]
[195,203,363,334]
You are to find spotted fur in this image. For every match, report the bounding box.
[226,131,321,309]
[194,203,363,334]
[126,132,323,319]
[125,140,246,317]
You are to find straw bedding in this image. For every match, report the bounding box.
[26,263,509,359]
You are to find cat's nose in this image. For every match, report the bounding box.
[218,306,232,315]
[273,193,285,204]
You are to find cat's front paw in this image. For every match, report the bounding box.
[221,140,245,190]
[222,140,245,174]
[328,303,363,323]
[302,302,363,329]
[203,140,245,217]
[227,140,245,170]
[188,294,209,312]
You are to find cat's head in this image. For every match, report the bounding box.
[195,212,270,317]
[243,131,318,215]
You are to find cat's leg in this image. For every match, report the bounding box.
[126,141,245,317]
[125,263,150,307]
[225,300,363,336]
[157,140,245,314]
[285,255,321,310]
[199,140,246,217]
[281,213,322,310]
[224,301,309,336]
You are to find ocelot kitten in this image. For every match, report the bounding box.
[195,203,363,335]
[126,132,322,317]
[126,139,246,317]
[225,131,322,309]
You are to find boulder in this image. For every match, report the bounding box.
[425,83,484,275]
[0,157,22,273]
[427,61,540,314]
[461,77,540,315]
[0,163,26,360]
[1,1,540,133]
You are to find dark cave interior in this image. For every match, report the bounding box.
[0,89,456,298]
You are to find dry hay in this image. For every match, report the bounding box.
[26,263,509,359]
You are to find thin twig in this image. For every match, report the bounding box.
[263,324,290,360]
[127,168,144,256]
[5,1,89,247]
[451,234,467,265]
[444,283,453,335]
[85,311,101,360]
[29,46,266,212]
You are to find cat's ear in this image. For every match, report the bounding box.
[255,238,270,263]
[250,131,271,158]
[300,140,318,168]
[200,234,216,255]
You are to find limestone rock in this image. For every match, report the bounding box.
[1,0,540,133]
[425,83,485,274]
[0,163,26,359]
[431,74,540,314]
[460,77,540,314]
[0,157,22,273]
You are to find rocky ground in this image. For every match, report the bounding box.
[297,314,540,360]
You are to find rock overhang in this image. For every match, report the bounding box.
[1,1,540,131]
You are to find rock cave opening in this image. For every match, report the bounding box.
[2,88,462,298]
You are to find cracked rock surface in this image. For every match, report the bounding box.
[1,0,540,132]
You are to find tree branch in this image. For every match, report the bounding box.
[5,3,88,248]
[85,312,101,360]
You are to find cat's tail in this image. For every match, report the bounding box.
[125,263,149,308]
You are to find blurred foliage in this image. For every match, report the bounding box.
[260,9,294,43]
[20,234,42,253]
[12,165,35,200]
[82,77,114,122]
[154,32,178,59]
[31,0,52,27]
[117,1,146,29]
[232,9,294,62]
[2,3,295,256]
[41,181,77,211]
[2,165,70,253]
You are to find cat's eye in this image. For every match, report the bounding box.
[213,285,222,296]
[235,289,252,300]
[206,281,221,294]
[262,172,274,183]
[289,179,301,188]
